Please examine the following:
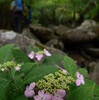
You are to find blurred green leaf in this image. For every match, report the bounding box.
[24,64,59,84]
[64,56,77,77]
[0,44,14,64]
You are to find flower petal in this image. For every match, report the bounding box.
[34,95,40,100]
[81,79,85,85]
[38,90,44,97]
[76,79,81,86]
[52,96,63,100]
[24,89,35,98]
[56,89,66,98]
[80,75,84,80]
[29,82,36,90]
[76,72,80,79]
[15,67,20,71]
[44,49,51,56]
[44,93,52,100]
[35,53,43,61]
[28,51,34,59]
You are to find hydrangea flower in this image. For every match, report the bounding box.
[15,67,20,71]
[52,89,66,100]
[44,49,51,57]
[76,72,85,86]
[62,69,68,75]
[24,82,35,98]
[28,51,34,59]
[15,64,21,71]
[34,90,52,100]
[35,53,43,61]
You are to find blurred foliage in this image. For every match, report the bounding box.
[0,0,99,28]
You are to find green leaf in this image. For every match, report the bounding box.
[15,95,26,100]
[20,63,36,74]
[64,56,77,77]
[94,84,99,97]
[94,97,99,100]
[78,68,88,77]
[12,48,30,63]
[43,54,64,64]
[0,78,11,100]
[24,64,59,84]
[27,46,40,53]
[0,44,14,64]
[68,83,95,100]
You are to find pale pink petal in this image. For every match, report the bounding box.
[29,82,35,90]
[76,72,80,79]
[26,86,29,90]
[52,96,57,100]
[62,69,68,75]
[80,75,84,80]
[28,54,34,59]
[28,51,34,59]
[24,89,35,98]
[34,95,40,100]
[56,89,66,98]
[38,90,44,97]
[81,79,85,85]
[76,79,81,86]
[44,93,52,100]
[44,49,51,56]
[52,96,63,100]
[35,53,43,61]
[15,67,20,71]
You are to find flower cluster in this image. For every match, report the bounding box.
[0,61,16,71]
[36,70,75,94]
[28,49,51,61]
[24,83,66,100]
[0,61,22,72]
[34,89,66,100]
[76,72,85,86]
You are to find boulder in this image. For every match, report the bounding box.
[45,39,64,50]
[22,28,39,41]
[76,20,97,31]
[87,48,99,58]
[89,61,99,85]
[0,30,65,55]
[29,24,56,42]
[55,23,97,43]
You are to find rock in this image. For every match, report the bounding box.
[0,30,16,41]
[93,25,99,39]
[29,24,56,42]
[87,48,99,58]
[89,61,99,85]
[0,30,65,55]
[55,24,97,43]
[45,39,64,50]
[22,28,39,41]
[77,20,97,31]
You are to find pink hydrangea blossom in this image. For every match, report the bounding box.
[15,67,20,71]
[76,72,85,86]
[35,53,43,61]
[15,64,21,71]
[34,90,52,100]
[24,82,35,98]
[28,51,34,59]
[52,89,66,100]
[44,49,51,57]
[62,69,68,75]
